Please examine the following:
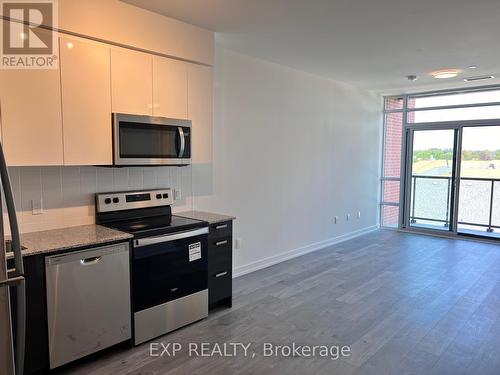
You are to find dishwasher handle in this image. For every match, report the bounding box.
[80,256,102,266]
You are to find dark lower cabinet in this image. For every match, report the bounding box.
[9,254,49,375]
[207,221,233,309]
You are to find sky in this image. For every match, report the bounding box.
[411,91,500,151]
[413,126,500,151]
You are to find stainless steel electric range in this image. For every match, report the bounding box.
[95,188,208,345]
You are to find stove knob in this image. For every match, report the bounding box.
[163,193,169,199]
[156,193,162,199]
[104,198,111,204]
[112,197,119,203]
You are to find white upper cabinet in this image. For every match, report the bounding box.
[152,56,188,119]
[0,29,63,166]
[111,48,153,116]
[188,64,213,164]
[60,37,112,165]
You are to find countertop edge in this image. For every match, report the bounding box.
[175,210,236,225]
[6,225,133,259]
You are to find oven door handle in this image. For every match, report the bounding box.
[134,227,208,247]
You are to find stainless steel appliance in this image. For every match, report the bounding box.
[113,113,191,166]
[0,141,25,375]
[95,189,209,345]
[45,243,131,369]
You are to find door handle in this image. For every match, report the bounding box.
[215,271,228,278]
[0,275,24,287]
[178,127,185,157]
[80,256,102,266]
[215,224,228,230]
[215,240,228,246]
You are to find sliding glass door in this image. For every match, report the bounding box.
[457,126,500,238]
[406,128,458,232]
[402,124,500,239]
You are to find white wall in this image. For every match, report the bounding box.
[4,166,193,234]
[197,47,382,276]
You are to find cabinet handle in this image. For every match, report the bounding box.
[215,224,228,230]
[215,240,228,246]
[215,271,228,278]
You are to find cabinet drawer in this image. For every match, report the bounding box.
[208,269,232,305]
[208,239,231,270]
[208,248,231,274]
[208,221,232,239]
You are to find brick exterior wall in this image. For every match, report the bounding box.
[381,97,408,227]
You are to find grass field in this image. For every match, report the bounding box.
[412,159,500,178]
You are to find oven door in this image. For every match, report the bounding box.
[132,227,208,313]
[113,113,191,166]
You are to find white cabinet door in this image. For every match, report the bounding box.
[188,64,213,164]
[60,37,112,165]
[0,31,63,166]
[111,48,153,115]
[152,56,188,119]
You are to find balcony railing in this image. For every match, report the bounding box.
[410,175,500,233]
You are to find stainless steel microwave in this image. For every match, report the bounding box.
[112,113,191,166]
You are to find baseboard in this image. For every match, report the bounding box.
[232,225,379,278]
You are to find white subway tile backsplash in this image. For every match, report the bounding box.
[128,168,143,191]
[96,167,113,193]
[6,166,193,233]
[19,167,42,213]
[112,168,129,191]
[142,167,157,188]
[41,167,63,210]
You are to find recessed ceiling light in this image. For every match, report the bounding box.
[431,69,461,79]
[468,65,478,69]
[464,75,495,82]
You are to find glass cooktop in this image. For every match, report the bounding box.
[103,215,206,238]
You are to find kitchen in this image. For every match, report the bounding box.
[3,1,499,375]
[1,1,236,373]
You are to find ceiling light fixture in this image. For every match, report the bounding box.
[431,69,461,79]
[464,75,495,82]
[468,65,478,69]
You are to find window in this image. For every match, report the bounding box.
[380,96,404,227]
[381,86,500,237]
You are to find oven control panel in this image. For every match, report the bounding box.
[96,188,173,213]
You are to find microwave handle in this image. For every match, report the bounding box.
[178,127,185,158]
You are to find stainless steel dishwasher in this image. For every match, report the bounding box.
[45,242,131,369]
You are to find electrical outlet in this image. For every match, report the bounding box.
[346,213,350,221]
[174,189,182,200]
[357,211,361,219]
[31,199,43,215]
[334,216,339,224]
[235,238,242,249]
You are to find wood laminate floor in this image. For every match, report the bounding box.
[62,230,500,375]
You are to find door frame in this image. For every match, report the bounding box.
[400,120,500,239]
[402,124,462,236]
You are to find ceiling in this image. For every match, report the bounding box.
[123,0,500,92]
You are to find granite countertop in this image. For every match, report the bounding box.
[6,224,133,259]
[175,210,236,225]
